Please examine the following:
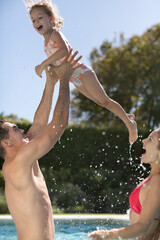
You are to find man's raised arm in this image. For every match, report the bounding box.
[27,68,58,140]
[17,51,82,166]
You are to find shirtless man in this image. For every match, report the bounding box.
[0,50,82,240]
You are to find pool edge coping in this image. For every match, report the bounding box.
[0,214,129,223]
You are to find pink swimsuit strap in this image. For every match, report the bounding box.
[129,172,160,220]
[44,30,55,47]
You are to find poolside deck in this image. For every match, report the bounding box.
[0,214,129,223]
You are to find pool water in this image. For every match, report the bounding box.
[0,218,129,240]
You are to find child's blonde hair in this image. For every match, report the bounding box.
[23,0,63,30]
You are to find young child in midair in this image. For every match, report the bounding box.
[24,0,138,143]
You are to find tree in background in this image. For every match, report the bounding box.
[71,24,160,129]
[0,112,31,125]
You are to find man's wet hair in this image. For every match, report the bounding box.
[0,119,9,159]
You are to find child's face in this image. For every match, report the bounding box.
[30,8,52,35]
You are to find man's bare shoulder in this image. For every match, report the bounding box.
[3,155,33,190]
[3,141,32,176]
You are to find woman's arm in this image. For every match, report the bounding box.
[88,175,160,239]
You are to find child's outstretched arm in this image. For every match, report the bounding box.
[35,31,69,78]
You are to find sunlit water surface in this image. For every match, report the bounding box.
[0,218,130,240]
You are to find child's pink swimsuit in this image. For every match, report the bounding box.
[44,32,93,87]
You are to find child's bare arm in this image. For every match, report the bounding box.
[35,31,69,77]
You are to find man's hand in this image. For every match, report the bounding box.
[53,49,83,80]
[45,66,59,85]
[35,63,45,78]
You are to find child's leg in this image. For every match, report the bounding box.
[76,85,99,103]
[80,70,138,143]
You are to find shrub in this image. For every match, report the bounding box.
[0,193,9,214]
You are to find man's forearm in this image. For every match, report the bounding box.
[33,76,55,129]
[51,77,70,133]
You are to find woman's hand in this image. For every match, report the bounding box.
[87,229,118,240]
[87,230,108,240]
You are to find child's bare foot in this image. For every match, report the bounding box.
[127,114,138,144]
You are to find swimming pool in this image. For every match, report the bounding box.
[0,215,129,240]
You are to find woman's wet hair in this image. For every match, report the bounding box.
[157,128,160,150]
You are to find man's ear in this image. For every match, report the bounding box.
[1,139,11,148]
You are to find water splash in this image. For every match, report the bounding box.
[139,162,146,171]
[129,143,133,162]
[129,143,133,156]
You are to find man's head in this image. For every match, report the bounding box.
[0,121,27,159]
[0,120,9,159]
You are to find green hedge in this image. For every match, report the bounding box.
[0,192,9,214]
[39,125,149,213]
[0,125,150,214]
